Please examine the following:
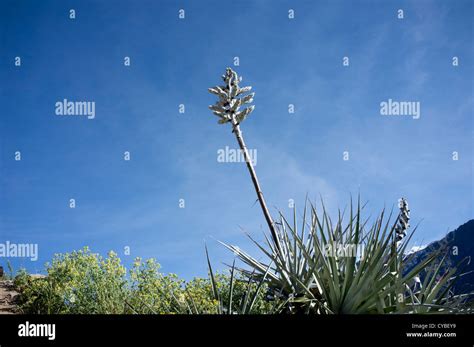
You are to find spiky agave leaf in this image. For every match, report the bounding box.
[170,247,278,314]
[219,197,470,314]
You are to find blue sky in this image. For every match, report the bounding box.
[0,0,472,278]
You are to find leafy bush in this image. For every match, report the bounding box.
[127,257,184,314]
[15,248,128,314]
[14,247,271,314]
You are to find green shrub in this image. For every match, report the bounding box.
[14,247,272,314]
[127,257,184,314]
[16,247,128,314]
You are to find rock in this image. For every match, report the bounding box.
[0,280,20,314]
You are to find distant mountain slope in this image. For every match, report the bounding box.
[405,220,474,295]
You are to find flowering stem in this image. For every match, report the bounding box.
[390,198,410,306]
[230,117,282,253]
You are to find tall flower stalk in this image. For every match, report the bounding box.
[389,197,411,307]
[208,68,281,253]
[395,198,410,246]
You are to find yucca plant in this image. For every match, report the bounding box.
[207,69,470,314]
[220,197,471,314]
[208,68,282,253]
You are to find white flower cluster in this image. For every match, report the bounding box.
[208,67,255,125]
[395,197,410,244]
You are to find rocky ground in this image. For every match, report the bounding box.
[0,280,19,314]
